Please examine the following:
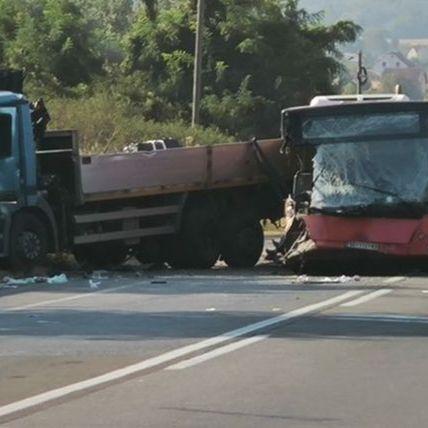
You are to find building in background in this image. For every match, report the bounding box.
[368,52,427,100]
[373,51,415,76]
[399,39,428,63]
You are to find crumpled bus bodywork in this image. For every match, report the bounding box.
[279,100,428,270]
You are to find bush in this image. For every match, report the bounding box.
[47,93,233,153]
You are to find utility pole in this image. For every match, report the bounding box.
[357,51,368,95]
[192,0,205,127]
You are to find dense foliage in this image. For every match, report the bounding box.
[0,0,360,146]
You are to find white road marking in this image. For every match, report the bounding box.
[383,276,406,284]
[422,290,428,294]
[331,314,428,324]
[3,283,142,312]
[0,290,364,419]
[167,335,269,370]
[340,289,392,307]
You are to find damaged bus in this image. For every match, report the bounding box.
[278,95,428,272]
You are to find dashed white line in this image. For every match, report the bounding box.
[0,290,365,419]
[340,289,392,307]
[167,335,269,370]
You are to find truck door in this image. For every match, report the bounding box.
[0,107,19,201]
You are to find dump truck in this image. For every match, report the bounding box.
[277,94,428,271]
[0,91,292,270]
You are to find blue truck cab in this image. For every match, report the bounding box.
[0,91,69,269]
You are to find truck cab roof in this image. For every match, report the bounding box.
[0,91,26,107]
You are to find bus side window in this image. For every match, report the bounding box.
[0,113,12,158]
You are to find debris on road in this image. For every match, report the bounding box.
[3,276,42,285]
[47,274,68,284]
[89,280,101,289]
[91,270,109,280]
[294,275,361,284]
[2,273,68,287]
[321,275,361,283]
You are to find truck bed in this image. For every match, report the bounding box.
[80,139,287,202]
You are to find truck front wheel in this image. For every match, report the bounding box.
[221,220,264,268]
[9,212,48,271]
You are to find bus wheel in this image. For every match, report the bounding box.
[9,212,48,271]
[221,220,264,268]
[74,243,128,269]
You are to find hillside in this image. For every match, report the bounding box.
[300,0,428,40]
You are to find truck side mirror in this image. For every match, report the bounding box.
[0,113,12,158]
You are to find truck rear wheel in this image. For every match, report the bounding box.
[135,238,166,266]
[167,206,220,269]
[74,243,128,269]
[221,220,264,268]
[9,212,48,271]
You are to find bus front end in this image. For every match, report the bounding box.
[280,99,428,270]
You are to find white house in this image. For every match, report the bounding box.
[373,52,414,77]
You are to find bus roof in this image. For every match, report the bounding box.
[310,94,410,107]
[283,100,428,116]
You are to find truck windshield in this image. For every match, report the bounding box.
[304,111,428,213]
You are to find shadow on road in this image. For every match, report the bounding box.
[1,309,427,340]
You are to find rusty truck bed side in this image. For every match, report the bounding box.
[80,139,286,202]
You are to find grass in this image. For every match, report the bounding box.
[47,93,234,154]
[263,220,285,237]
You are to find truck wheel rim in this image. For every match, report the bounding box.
[18,231,41,260]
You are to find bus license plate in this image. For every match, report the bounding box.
[346,242,380,252]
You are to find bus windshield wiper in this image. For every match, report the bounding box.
[346,182,400,198]
[345,181,424,217]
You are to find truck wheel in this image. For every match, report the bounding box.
[135,238,165,266]
[74,243,128,269]
[167,207,220,269]
[221,220,264,268]
[9,212,48,271]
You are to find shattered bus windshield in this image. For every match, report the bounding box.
[301,111,428,212]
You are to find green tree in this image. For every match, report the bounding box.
[74,0,134,63]
[123,0,360,138]
[0,0,102,90]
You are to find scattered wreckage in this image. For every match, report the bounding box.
[267,94,428,272]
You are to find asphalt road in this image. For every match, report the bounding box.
[0,266,427,427]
